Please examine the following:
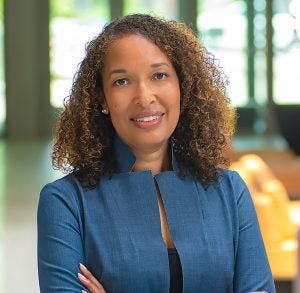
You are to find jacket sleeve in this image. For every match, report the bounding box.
[37,180,87,292]
[232,172,276,293]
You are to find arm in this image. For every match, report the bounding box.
[37,180,87,292]
[232,173,276,293]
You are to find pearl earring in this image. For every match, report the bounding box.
[102,108,108,115]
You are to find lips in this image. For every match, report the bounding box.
[130,112,165,128]
[130,112,164,121]
[132,115,162,122]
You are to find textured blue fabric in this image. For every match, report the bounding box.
[37,136,275,292]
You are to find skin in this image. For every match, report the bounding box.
[78,263,105,293]
[102,34,181,175]
[78,34,180,292]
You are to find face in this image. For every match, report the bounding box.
[102,34,180,153]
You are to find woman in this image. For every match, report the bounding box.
[37,14,275,292]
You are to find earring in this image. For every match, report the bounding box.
[102,108,109,115]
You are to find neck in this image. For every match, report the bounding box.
[132,143,171,175]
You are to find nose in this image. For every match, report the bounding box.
[133,81,155,107]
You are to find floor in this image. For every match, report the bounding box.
[0,135,297,292]
[0,139,62,292]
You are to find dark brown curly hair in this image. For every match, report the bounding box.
[52,13,236,187]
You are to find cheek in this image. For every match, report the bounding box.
[106,98,123,113]
[171,83,181,103]
[109,103,119,111]
[172,90,181,111]
[107,102,128,124]
[105,92,131,114]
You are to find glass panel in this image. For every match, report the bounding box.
[0,3,3,287]
[273,0,300,105]
[0,141,4,292]
[0,0,5,134]
[124,0,177,19]
[254,0,267,105]
[50,0,109,108]
[197,0,247,107]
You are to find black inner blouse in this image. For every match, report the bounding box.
[168,248,183,293]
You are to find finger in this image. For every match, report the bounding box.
[79,263,106,292]
[79,263,105,290]
[78,272,104,293]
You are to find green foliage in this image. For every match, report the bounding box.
[50,0,76,18]
[0,0,3,21]
[50,0,109,20]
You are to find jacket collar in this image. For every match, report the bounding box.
[113,134,179,173]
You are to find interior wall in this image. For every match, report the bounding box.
[4,0,51,139]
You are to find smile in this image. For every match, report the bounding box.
[130,113,165,129]
[132,115,162,122]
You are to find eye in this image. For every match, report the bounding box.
[114,79,129,86]
[152,72,168,80]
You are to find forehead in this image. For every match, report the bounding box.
[103,34,171,66]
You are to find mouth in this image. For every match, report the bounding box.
[131,114,163,122]
[130,112,165,128]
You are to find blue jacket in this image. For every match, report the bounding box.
[37,136,275,292]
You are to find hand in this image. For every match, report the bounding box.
[78,263,106,293]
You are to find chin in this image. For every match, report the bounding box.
[130,135,170,150]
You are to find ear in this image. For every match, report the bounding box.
[101,100,109,115]
[100,96,108,110]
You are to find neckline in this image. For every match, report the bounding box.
[113,134,179,173]
[167,247,178,254]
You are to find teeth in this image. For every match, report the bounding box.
[133,115,161,122]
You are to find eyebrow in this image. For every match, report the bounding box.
[151,62,170,68]
[108,62,170,77]
[109,69,127,77]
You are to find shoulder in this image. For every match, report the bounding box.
[215,168,248,195]
[40,174,80,195]
[214,168,257,221]
[207,168,253,213]
[38,174,84,218]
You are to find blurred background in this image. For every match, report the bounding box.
[1,0,300,292]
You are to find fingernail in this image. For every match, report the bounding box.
[79,263,87,270]
[78,272,87,280]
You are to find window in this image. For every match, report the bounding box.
[273,0,300,105]
[124,0,177,19]
[197,0,247,107]
[253,0,267,106]
[0,0,4,134]
[50,0,109,108]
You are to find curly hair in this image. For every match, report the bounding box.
[52,13,236,187]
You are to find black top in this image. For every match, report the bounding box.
[168,248,183,293]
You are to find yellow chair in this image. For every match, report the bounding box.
[231,155,299,281]
[239,154,300,226]
[252,191,298,279]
